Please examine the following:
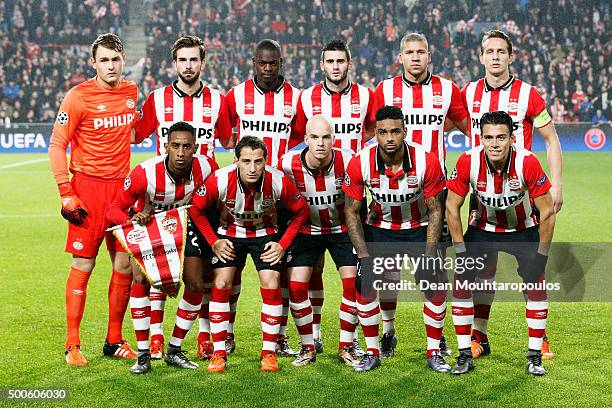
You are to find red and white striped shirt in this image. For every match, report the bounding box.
[280,148,353,235]
[372,73,467,169]
[447,145,551,232]
[190,165,309,249]
[462,76,550,149]
[293,82,374,153]
[226,77,300,167]
[134,81,232,159]
[107,155,218,225]
[343,142,445,230]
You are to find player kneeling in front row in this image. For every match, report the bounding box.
[445,111,555,375]
[189,136,309,373]
[280,115,361,367]
[107,122,218,374]
[343,106,449,372]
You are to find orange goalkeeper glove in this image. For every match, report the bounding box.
[58,183,89,225]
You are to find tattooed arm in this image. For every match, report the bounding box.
[425,191,443,257]
[345,195,369,258]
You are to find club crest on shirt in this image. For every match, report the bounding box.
[507,177,521,191]
[126,99,135,109]
[202,107,213,117]
[508,100,519,112]
[313,106,322,113]
[476,181,487,190]
[283,105,294,116]
[432,95,443,105]
[351,104,361,114]
[123,176,131,190]
[406,175,419,188]
[258,198,275,212]
[161,214,178,234]
[370,177,380,188]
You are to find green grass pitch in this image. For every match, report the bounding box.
[0,152,610,407]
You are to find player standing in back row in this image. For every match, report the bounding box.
[292,39,374,354]
[48,33,138,366]
[133,35,233,361]
[372,32,469,362]
[459,30,563,360]
[226,39,302,355]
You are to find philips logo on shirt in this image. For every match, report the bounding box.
[404,114,444,126]
[161,125,213,140]
[305,193,343,206]
[334,123,362,135]
[241,120,290,133]
[93,113,135,130]
[472,117,519,131]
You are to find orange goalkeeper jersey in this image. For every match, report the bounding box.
[49,77,138,184]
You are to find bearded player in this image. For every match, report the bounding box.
[372,32,468,362]
[459,30,563,360]
[49,33,138,366]
[107,122,218,374]
[292,39,374,354]
[133,35,233,360]
[343,106,448,372]
[226,39,302,355]
[189,136,309,372]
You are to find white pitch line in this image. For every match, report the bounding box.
[0,214,55,218]
[0,158,49,169]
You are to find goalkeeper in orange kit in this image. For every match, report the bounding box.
[48,33,139,366]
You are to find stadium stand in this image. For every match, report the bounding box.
[0,0,608,124]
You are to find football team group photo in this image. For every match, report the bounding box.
[1,1,609,406]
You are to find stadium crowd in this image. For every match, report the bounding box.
[0,0,609,124]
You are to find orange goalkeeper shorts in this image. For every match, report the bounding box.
[65,173,126,257]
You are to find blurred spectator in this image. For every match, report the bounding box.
[551,97,568,123]
[592,109,608,125]
[1,0,609,123]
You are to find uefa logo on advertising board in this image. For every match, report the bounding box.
[584,128,606,151]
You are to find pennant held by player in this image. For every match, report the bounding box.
[108,206,189,297]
